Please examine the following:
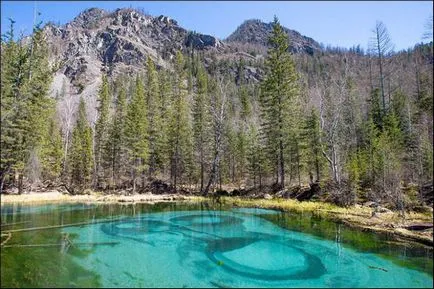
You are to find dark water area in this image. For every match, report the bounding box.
[1,202,432,288]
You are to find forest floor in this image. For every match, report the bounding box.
[1,190,432,247]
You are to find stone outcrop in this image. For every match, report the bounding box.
[226,19,321,55]
[41,8,328,125]
[44,7,228,122]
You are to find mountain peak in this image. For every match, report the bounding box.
[226,18,320,55]
[71,7,108,28]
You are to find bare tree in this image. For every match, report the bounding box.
[203,76,229,195]
[317,55,354,185]
[57,79,76,177]
[422,15,433,41]
[370,21,394,114]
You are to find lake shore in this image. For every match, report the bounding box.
[0,191,204,205]
[1,191,432,247]
[222,197,433,247]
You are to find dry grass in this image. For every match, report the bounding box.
[222,197,433,246]
[0,191,205,205]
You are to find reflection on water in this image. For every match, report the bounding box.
[1,202,433,288]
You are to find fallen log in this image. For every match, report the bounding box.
[369,265,388,272]
[2,217,126,234]
[1,232,12,246]
[2,241,120,248]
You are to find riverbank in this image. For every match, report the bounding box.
[1,191,432,246]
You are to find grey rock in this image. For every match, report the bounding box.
[376,206,392,213]
[264,193,273,200]
[185,32,224,49]
[363,201,378,208]
[226,19,321,55]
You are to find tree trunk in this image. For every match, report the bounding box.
[200,140,204,193]
[18,173,23,195]
[279,137,285,188]
[315,150,320,182]
[296,141,301,186]
[111,145,116,190]
[132,159,138,193]
[368,56,374,92]
[204,125,222,195]
[376,28,386,113]
[63,131,69,174]
[0,166,10,194]
[203,153,218,195]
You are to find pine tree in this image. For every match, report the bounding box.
[108,78,128,188]
[234,85,251,184]
[246,125,267,189]
[374,112,404,211]
[94,75,111,188]
[259,16,299,189]
[192,63,210,192]
[125,74,149,192]
[157,69,172,174]
[303,108,323,183]
[0,19,54,193]
[1,19,22,192]
[369,88,383,130]
[146,57,163,179]
[168,51,194,189]
[68,97,94,191]
[41,115,63,181]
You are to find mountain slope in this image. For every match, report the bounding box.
[44,8,325,118]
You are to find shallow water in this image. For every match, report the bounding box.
[1,202,432,288]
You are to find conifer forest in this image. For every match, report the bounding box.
[1,14,433,212]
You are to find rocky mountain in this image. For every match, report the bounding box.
[226,19,321,55]
[44,7,323,120]
[46,8,226,98]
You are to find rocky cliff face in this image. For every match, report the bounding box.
[46,7,230,123]
[45,8,322,122]
[226,19,321,55]
[47,8,225,95]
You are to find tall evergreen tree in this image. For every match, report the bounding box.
[108,78,128,188]
[246,125,267,189]
[41,115,63,181]
[1,19,54,193]
[125,74,149,192]
[157,69,172,174]
[146,57,164,179]
[94,75,111,188]
[259,16,299,189]
[303,108,323,182]
[192,63,210,192]
[68,97,94,191]
[168,51,194,189]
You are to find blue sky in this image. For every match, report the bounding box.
[1,1,432,51]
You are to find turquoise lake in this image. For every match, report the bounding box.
[1,202,433,288]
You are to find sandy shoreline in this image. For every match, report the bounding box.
[0,191,203,205]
